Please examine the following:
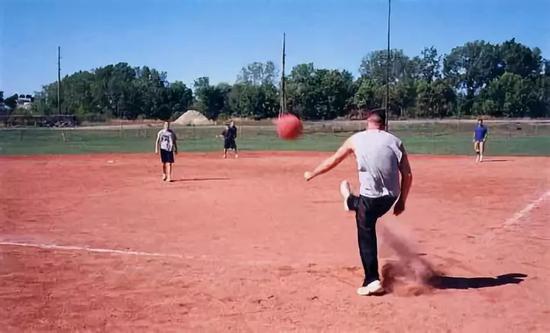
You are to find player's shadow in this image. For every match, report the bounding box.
[172,177,230,182]
[429,273,526,290]
[481,159,510,163]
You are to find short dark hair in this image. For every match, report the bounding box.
[367,109,386,125]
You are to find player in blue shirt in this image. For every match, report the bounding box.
[473,119,488,162]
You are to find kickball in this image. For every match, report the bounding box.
[275,114,303,140]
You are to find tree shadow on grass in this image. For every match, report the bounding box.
[429,273,527,290]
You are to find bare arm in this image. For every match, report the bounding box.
[155,133,160,153]
[304,138,354,181]
[173,132,178,154]
[394,145,413,216]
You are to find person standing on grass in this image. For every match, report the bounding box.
[473,118,488,163]
[155,121,178,182]
[221,120,238,159]
[304,110,413,296]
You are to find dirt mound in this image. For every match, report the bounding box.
[173,110,213,126]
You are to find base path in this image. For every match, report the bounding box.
[1,152,549,332]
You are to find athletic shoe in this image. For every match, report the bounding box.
[357,280,384,296]
[340,180,351,211]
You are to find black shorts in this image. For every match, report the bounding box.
[160,149,174,163]
[224,139,237,150]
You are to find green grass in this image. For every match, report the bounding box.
[0,124,549,156]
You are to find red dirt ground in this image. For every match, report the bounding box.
[1,152,549,332]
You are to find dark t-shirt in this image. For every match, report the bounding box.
[222,126,237,140]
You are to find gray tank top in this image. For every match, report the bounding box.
[351,130,403,198]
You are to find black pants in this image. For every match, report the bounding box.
[347,194,397,286]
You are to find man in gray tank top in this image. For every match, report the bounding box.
[304,110,413,296]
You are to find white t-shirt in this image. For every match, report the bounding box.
[157,129,177,152]
[351,130,403,198]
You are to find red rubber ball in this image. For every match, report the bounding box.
[276,114,303,140]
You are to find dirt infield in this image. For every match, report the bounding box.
[1,152,549,332]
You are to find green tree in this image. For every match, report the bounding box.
[353,77,380,109]
[359,49,414,84]
[229,83,278,119]
[411,46,441,82]
[499,39,542,77]
[287,64,355,120]
[443,41,504,115]
[237,61,278,86]
[193,77,230,120]
[476,73,532,117]
[167,81,193,115]
[416,79,456,118]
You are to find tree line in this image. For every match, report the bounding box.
[5,38,549,121]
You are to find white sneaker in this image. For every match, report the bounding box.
[340,180,351,211]
[357,280,384,296]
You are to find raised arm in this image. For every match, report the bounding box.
[394,144,413,216]
[304,137,354,181]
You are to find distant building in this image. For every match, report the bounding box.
[17,94,34,110]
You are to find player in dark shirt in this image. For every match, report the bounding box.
[221,121,238,159]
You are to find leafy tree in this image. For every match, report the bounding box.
[475,73,532,117]
[229,83,278,119]
[416,79,456,118]
[354,77,380,109]
[287,64,355,119]
[411,46,441,82]
[193,77,230,120]
[499,38,542,77]
[167,81,193,115]
[237,61,278,86]
[359,49,414,84]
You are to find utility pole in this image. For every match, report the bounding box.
[57,46,61,114]
[385,0,392,130]
[280,33,286,117]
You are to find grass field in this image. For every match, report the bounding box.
[0,121,549,156]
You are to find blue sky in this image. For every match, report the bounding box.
[1,0,549,96]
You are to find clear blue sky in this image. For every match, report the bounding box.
[1,0,549,96]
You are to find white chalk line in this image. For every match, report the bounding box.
[0,241,280,267]
[2,191,548,259]
[0,241,186,259]
[503,190,550,226]
[480,190,550,242]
